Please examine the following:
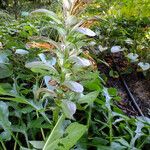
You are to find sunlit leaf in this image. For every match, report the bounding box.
[30,9,62,24]
[44,119,87,150]
[78,91,99,105]
[29,141,45,149]
[25,61,57,73]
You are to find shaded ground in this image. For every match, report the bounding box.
[126,74,150,116]
[98,53,150,117]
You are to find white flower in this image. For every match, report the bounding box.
[63,81,84,93]
[127,53,139,62]
[76,27,96,37]
[98,45,108,52]
[70,56,91,68]
[125,38,133,45]
[89,41,96,46]
[111,46,124,53]
[138,62,150,71]
[15,49,29,55]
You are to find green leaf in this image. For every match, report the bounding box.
[115,138,130,147]
[0,52,9,63]
[25,61,57,72]
[0,86,51,124]
[30,9,62,24]
[0,101,11,141]
[29,141,45,149]
[108,88,118,96]
[109,70,119,78]
[0,130,11,141]
[0,101,11,129]
[97,142,126,150]
[78,91,99,105]
[43,115,65,150]
[0,64,12,79]
[44,121,87,150]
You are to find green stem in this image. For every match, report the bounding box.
[13,133,18,150]
[87,105,92,129]
[24,132,30,148]
[108,110,113,143]
[1,141,7,150]
[36,111,46,141]
[11,133,22,147]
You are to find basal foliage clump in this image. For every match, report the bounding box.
[0,0,150,150]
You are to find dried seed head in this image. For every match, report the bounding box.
[70,0,92,16]
[80,18,98,28]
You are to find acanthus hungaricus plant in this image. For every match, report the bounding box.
[0,0,150,150]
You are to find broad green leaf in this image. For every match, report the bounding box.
[0,101,11,141]
[61,100,76,119]
[25,61,57,74]
[29,141,45,149]
[43,115,65,150]
[44,122,87,150]
[0,86,51,124]
[0,64,12,79]
[0,52,9,63]
[0,101,11,128]
[0,130,11,141]
[30,9,62,24]
[78,91,99,105]
[115,138,130,148]
[63,81,84,93]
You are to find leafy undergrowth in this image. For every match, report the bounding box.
[0,1,150,150]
